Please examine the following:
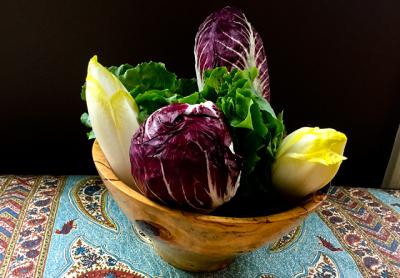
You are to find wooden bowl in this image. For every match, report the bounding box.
[92,141,326,272]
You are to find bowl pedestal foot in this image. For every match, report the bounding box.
[155,244,235,272]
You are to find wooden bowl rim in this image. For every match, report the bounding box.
[92,140,326,224]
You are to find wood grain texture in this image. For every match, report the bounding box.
[92,140,326,272]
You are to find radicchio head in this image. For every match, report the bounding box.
[194,6,270,101]
[130,101,242,213]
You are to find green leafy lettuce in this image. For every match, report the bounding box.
[80,62,285,213]
[80,62,197,137]
[193,67,285,205]
[109,62,198,123]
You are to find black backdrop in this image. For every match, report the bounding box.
[0,0,399,187]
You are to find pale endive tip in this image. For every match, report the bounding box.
[275,127,347,165]
[272,127,347,199]
[85,55,139,186]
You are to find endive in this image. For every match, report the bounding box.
[85,56,139,186]
[272,127,347,199]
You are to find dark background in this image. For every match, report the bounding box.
[0,0,399,187]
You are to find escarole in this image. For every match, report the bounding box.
[85,55,140,186]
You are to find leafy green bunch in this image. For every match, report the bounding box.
[194,67,285,200]
[80,62,197,138]
[81,62,285,202]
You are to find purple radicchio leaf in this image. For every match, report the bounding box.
[130,101,242,213]
[194,6,270,101]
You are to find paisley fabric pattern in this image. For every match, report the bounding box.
[1,175,400,277]
[318,187,400,277]
[294,252,340,278]
[63,238,148,278]
[72,177,117,231]
[0,176,65,278]
[269,224,303,252]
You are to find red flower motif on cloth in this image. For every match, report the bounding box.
[317,236,343,252]
[56,219,77,235]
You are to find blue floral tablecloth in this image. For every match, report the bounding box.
[0,175,399,277]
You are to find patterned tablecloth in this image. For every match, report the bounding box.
[0,175,399,278]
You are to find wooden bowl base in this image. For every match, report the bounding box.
[155,243,235,272]
[92,140,327,272]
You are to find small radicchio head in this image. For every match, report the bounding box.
[194,6,270,101]
[130,101,242,213]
